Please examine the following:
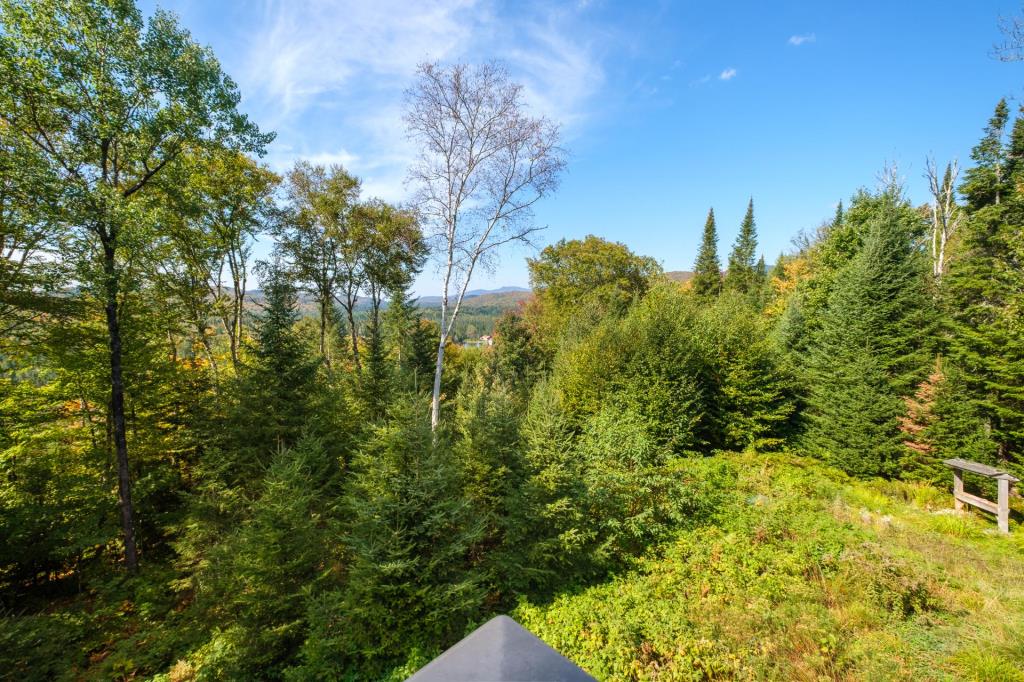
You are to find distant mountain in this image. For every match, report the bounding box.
[415,286,530,308]
[245,286,531,314]
[464,285,530,296]
[664,270,695,283]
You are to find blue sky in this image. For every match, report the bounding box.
[143,0,1022,295]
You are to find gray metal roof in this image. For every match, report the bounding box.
[406,615,596,682]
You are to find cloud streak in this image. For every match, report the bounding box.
[788,33,816,46]
[234,0,607,201]
[719,67,737,80]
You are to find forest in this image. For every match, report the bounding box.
[2,1,1023,680]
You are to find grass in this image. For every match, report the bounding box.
[514,452,1024,681]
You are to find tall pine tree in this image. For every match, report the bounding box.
[724,198,758,294]
[802,191,933,477]
[960,99,1010,210]
[691,208,722,296]
[944,105,1024,471]
[222,263,321,483]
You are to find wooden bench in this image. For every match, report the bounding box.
[943,458,1019,534]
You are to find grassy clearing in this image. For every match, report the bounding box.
[515,453,1024,681]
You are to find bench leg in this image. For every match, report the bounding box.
[953,470,964,511]
[997,479,1010,534]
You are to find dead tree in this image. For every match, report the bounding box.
[925,158,963,279]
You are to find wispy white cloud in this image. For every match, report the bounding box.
[235,0,607,201]
[788,33,816,46]
[719,67,737,80]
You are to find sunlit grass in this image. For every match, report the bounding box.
[516,452,1024,681]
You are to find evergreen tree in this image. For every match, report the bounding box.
[196,437,332,680]
[490,311,545,394]
[358,314,391,420]
[383,286,436,393]
[224,264,320,482]
[802,193,933,477]
[699,293,797,450]
[724,198,758,294]
[944,107,1024,472]
[332,401,485,661]
[960,99,1010,210]
[691,208,722,296]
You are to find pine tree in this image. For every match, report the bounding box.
[224,264,320,481]
[724,198,758,294]
[802,193,933,477]
[335,401,485,659]
[944,107,1024,472]
[960,99,1010,210]
[691,208,722,296]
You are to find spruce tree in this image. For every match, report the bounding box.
[960,99,1010,210]
[334,402,485,660]
[944,107,1024,471]
[691,208,722,296]
[224,264,320,481]
[358,314,392,420]
[802,193,933,477]
[197,437,332,679]
[724,198,758,294]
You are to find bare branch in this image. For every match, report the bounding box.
[405,61,566,429]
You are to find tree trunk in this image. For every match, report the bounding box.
[103,243,138,573]
[345,303,361,373]
[430,332,445,430]
[319,297,331,367]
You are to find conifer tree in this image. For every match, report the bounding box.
[358,314,391,420]
[197,437,332,679]
[335,402,485,659]
[944,107,1024,470]
[724,198,758,294]
[802,193,933,477]
[225,263,320,481]
[691,208,722,296]
[960,99,1010,210]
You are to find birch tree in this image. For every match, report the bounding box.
[404,61,566,430]
[925,157,963,279]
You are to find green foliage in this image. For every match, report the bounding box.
[528,235,662,346]
[960,99,1010,210]
[489,310,546,394]
[190,437,332,680]
[556,284,795,455]
[513,453,1024,682]
[314,400,485,665]
[5,4,1024,679]
[802,190,934,477]
[220,266,322,482]
[691,208,722,297]
[944,105,1024,473]
[723,198,760,295]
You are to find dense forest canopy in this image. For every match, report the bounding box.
[2,1,1024,680]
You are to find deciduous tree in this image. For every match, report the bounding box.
[405,61,565,430]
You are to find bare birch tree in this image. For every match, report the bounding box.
[925,157,963,279]
[405,61,566,430]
